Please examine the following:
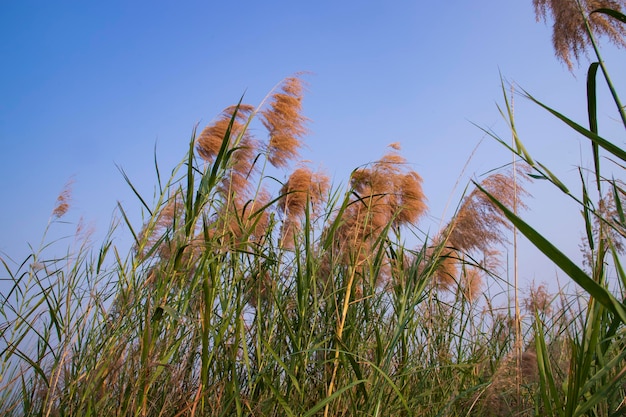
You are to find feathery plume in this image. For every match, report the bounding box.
[261,77,308,168]
[533,0,626,69]
[52,180,73,219]
[279,167,330,219]
[434,168,529,292]
[397,171,428,225]
[434,248,460,290]
[447,171,528,253]
[219,134,259,201]
[332,145,427,273]
[136,191,185,260]
[197,104,259,201]
[461,266,483,302]
[278,166,330,247]
[523,283,553,315]
[196,104,255,162]
[219,189,272,243]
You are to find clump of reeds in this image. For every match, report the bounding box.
[193,77,311,246]
[331,145,427,271]
[485,3,626,414]
[0,73,564,417]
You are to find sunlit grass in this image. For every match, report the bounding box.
[2,4,626,416]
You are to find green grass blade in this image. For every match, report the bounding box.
[117,165,152,216]
[476,182,626,324]
[524,90,626,162]
[591,8,626,24]
[580,169,595,253]
[587,62,602,193]
[302,379,366,417]
[534,316,561,415]
[185,129,197,238]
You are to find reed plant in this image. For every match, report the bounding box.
[6,2,626,414]
[0,74,543,416]
[479,2,626,415]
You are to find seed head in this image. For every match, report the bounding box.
[461,266,483,302]
[278,167,330,248]
[447,171,528,253]
[261,77,308,168]
[52,180,73,219]
[534,0,626,69]
[197,104,255,162]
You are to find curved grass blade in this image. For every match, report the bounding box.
[475,182,626,324]
[587,62,601,193]
[302,379,366,417]
[591,8,626,24]
[523,91,626,163]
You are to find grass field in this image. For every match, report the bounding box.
[2,2,626,416]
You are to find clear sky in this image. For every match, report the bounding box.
[2,1,625,295]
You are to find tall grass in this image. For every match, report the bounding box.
[480,3,626,416]
[4,3,626,414]
[0,76,542,416]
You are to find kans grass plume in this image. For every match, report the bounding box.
[52,180,73,219]
[278,166,330,248]
[533,0,626,69]
[261,77,308,169]
[434,169,529,299]
[333,144,427,271]
[194,76,311,245]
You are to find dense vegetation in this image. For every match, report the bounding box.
[2,2,626,416]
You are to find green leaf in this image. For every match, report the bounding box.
[302,380,366,417]
[580,169,595,252]
[587,62,601,193]
[476,182,626,324]
[537,161,569,193]
[591,8,626,24]
[524,91,626,163]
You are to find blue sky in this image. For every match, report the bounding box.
[2,1,625,294]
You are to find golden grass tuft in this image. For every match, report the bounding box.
[278,166,330,248]
[219,189,272,243]
[52,180,73,219]
[397,171,428,225]
[349,148,427,232]
[219,135,259,201]
[331,146,427,273]
[196,104,255,162]
[477,347,539,416]
[136,191,185,260]
[434,169,528,293]
[434,248,460,290]
[523,283,553,315]
[534,0,626,69]
[448,171,528,253]
[261,77,308,168]
[460,266,483,302]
